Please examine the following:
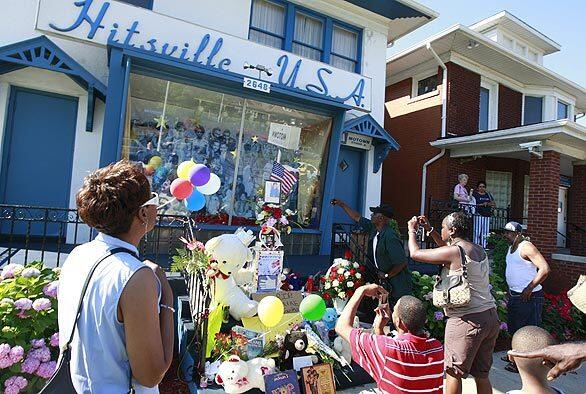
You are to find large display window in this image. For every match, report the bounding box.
[123,74,332,228]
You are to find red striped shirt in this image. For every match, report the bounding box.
[350,329,444,393]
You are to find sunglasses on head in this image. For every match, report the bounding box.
[141,192,160,208]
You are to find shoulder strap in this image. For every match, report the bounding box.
[64,247,138,349]
[456,245,468,279]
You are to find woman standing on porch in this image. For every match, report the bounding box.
[409,212,499,394]
[57,161,174,393]
[472,181,496,248]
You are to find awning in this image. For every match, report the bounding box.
[343,114,400,173]
[0,35,107,131]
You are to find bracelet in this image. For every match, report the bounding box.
[426,227,434,236]
[160,304,175,313]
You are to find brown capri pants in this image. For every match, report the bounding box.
[444,308,500,379]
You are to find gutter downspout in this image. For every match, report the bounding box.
[420,43,447,215]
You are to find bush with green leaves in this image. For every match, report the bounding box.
[0,262,60,393]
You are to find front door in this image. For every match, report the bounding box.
[1,87,78,235]
[333,146,364,224]
[557,187,568,248]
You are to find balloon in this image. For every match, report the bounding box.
[184,189,206,212]
[144,165,155,176]
[148,156,162,169]
[257,296,284,328]
[188,164,211,187]
[177,160,196,179]
[299,294,326,321]
[196,173,221,195]
[170,178,193,200]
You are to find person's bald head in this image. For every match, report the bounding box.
[392,295,427,334]
[511,326,556,379]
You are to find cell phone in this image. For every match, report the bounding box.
[378,293,388,306]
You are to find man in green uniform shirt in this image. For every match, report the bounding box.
[332,199,412,305]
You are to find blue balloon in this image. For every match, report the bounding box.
[183,189,206,212]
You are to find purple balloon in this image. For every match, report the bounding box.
[188,164,211,187]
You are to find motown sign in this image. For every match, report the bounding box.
[36,0,373,112]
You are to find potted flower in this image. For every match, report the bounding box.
[320,258,366,313]
[255,203,296,249]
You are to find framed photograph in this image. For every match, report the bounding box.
[264,180,281,204]
[301,363,336,394]
[264,370,301,394]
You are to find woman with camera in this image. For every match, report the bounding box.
[408,213,498,394]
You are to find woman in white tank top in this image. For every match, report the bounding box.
[57,161,174,393]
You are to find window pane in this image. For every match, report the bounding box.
[123,74,332,228]
[485,171,512,209]
[251,0,285,37]
[479,87,490,131]
[515,42,526,56]
[417,75,437,96]
[524,96,543,125]
[557,101,569,120]
[292,43,321,61]
[330,54,355,72]
[294,12,323,48]
[332,25,357,60]
[249,29,283,49]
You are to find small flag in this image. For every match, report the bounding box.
[270,162,298,195]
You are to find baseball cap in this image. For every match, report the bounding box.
[369,204,394,218]
[503,221,523,233]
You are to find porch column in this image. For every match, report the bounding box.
[569,163,586,256]
[527,151,560,266]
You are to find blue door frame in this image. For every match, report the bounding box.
[102,46,348,255]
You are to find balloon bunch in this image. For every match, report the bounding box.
[256,293,327,328]
[170,161,222,212]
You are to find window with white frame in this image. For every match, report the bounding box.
[528,49,539,63]
[479,87,490,131]
[557,100,569,120]
[523,95,543,125]
[414,74,438,97]
[503,35,514,50]
[514,42,527,56]
[479,80,497,131]
[486,171,512,209]
[249,0,361,72]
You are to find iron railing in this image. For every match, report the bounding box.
[331,222,379,282]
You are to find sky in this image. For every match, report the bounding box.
[388,0,586,91]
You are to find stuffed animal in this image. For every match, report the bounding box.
[282,331,311,370]
[215,355,276,393]
[333,316,359,364]
[321,308,338,331]
[205,228,258,320]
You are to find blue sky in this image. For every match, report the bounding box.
[388,0,586,90]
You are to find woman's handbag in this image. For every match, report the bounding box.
[39,248,135,394]
[432,246,471,308]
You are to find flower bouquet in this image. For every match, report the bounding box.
[320,259,366,311]
[0,262,60,393]
[255,203,297,249]
[170,236,211,275]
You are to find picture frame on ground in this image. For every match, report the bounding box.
[301,363,335,394]
[264,180,281,204]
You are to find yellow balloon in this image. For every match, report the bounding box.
[257,296,284,328]
[177,160,196,179]
[148,156,163,169]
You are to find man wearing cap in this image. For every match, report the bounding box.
[332,199,412,305]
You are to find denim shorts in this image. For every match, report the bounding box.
[507,289,544,335]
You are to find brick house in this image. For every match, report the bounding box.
[383,11,586,292]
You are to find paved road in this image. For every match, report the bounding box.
[339,351,585,393]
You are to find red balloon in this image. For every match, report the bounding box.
[170,178,193,200]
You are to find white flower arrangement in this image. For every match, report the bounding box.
[353,262,359,269]
[347,281,354,288]
[320,258,366,301]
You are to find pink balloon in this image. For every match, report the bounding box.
[170,178,193,200]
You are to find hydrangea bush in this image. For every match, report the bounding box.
[0,262,60,393]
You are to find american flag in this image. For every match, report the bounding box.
[270,162,299,195]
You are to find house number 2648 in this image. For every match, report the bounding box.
[243,77,271,93]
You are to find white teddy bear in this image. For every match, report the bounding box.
[333,316,360,364]
[205,228,258,321]
[214,355,276,393]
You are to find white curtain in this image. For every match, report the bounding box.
[250,0,285,49]
[292,12,323,60]
[331,25,357,71]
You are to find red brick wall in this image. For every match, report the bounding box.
[446,62,481,136]
[382,78,442,225]
[569,164,586,256]
[498,85,522,129]
[547,259,586,293]
[527,151,560,266]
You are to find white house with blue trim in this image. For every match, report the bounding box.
[0,0,436,266]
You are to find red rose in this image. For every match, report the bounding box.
[323,293,330,300]
[359,266,366,272]
[320,277,326,282]
[349,269,356,275]
[274,208,282,218]
[338,275,344,282]
[347,290,354,298]
[330,272,337,279]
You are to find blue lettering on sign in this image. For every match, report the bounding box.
[48,0,368,109]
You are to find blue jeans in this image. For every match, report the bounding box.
[507,289,544,335]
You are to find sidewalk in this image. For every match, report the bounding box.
[339,351,585,393]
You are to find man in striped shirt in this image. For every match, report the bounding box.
[336,284,444,393]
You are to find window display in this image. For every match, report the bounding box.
[123,74,332,228]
